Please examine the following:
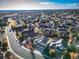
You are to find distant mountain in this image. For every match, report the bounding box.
[0,10,18,13]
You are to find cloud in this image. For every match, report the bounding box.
[67,3,79,6]
[40,2,55,5]
[0,0,64,10]
[66,3,79,9]
[0,3,61,10]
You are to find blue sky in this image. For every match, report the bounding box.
[0,0,79,10]
[48,0,79,4]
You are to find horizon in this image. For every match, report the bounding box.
[1,8,79,10]
[0,9,79,13]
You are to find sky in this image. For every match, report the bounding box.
[0,0,79,10]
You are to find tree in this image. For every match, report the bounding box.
[49,49,56,57]
[76,33,79,41]
[5,51,11,59]
[3,38,8,51]
[67,44,77,53]
[15,29,19,37]
[0,19,6,29]
[63,52,71,59]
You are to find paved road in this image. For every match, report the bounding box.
[5,26,45,59]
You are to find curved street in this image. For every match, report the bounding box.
[5,26,45,59]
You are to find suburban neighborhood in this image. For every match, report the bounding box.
[0,9,79,59]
